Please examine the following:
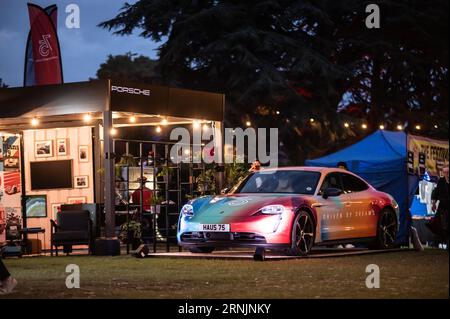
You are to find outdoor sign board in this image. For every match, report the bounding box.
[407,134,449,177]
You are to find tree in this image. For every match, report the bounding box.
[334,0,449,138]
[95,52,161,84]
[99,0,350,164]
[99,0,448,164]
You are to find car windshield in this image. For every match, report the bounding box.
[234,170,321,195]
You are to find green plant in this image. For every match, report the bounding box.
[151,195,163,205]
[196,168,217,194]
[224,159,250,189]
[115,154,137,178]
[119,220,142,243]
[156,166,174,178]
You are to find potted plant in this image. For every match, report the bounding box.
[119,220,142,250]
[156,166,174,183]
[115,153,137,179]
[195,168,217,194]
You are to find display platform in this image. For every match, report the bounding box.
[144,247,407,261]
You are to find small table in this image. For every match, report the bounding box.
[20,227,46,255]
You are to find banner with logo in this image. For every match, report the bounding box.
[26,3,63,86]
[407,134,449,177]
[24,5,58,86]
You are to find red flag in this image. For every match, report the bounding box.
[27,3,63,85]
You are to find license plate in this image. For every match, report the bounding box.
[200,224,230,232]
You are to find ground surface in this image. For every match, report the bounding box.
[1,249,448,299]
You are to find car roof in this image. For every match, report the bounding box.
[259,166,349,174]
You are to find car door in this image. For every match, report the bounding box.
[314,172,350,241]
[340,172,377,238]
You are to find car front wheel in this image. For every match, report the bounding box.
[288,211,315,256]
[371,208,398,249]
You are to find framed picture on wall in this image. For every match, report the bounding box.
[51,203,63,220]
[25,195,47,218]
[78,145,89,163]
[74,175,89,189]
[67,196,87,204]
[56,138,68,156]
[35,140,53,158]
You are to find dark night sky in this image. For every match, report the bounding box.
[0,0,161,87]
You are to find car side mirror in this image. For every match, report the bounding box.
[220,187,230,195]
[322,187,342,199]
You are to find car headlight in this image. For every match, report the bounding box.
[181,204,194,217]
[259,205,286,215]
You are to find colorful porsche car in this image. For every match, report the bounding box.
[177,167,399,256]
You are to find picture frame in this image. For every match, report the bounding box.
[25,195,47,218]
[51,203,63,220]
[78,145,89,163]
[74,175,89,189]
[35,140,53,158]
[67,196,87,204]
[56,138,68,156]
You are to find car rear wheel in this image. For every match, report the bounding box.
[371,208,398,249]
[189,247,215,253]
[288,211,315,256]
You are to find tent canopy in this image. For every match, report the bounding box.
[305,130,409,243]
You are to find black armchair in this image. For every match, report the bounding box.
[50,210,93,256]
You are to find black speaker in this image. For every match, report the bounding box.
[134,244,149,258]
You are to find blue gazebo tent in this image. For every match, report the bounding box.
[305,130,412,243]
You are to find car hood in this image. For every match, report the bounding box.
[188,193,305,222]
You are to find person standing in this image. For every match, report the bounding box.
[249,159,261,172]
[131,176,153,212]
[337,161,348,170]
[431,165,449,248]
[0,222,18,295]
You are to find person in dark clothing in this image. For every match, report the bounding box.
[337,161,348,170]
[431,165,449,247]
[0,222,18,294]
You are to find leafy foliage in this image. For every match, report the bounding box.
[95,52,160,84]
[99,0,449,163]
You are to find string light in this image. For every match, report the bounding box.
[397,125,403,130]
[415,125,421,130]
[379,124,385,130]
[276,111,280,115]
[309,118,315,123]
[202,123,209,131]
[245,121,251,127]
[361,123,368,129]
[110,128,117,136]
[155,126,162,133]
[129,115,136,123]
[83,114,92,123]
[31,117,39,127]
[193,120,200,129]
[184,149,190,155]
[344,122,350,128]
[434,124,438,129]
[161,118,168,126]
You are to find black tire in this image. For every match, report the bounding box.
[370,208,398,249]
[189,246,215,253]
[288,211,316,256]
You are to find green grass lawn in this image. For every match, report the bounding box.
[1,249,448,299]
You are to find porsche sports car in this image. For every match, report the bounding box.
[177,167,399,256]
